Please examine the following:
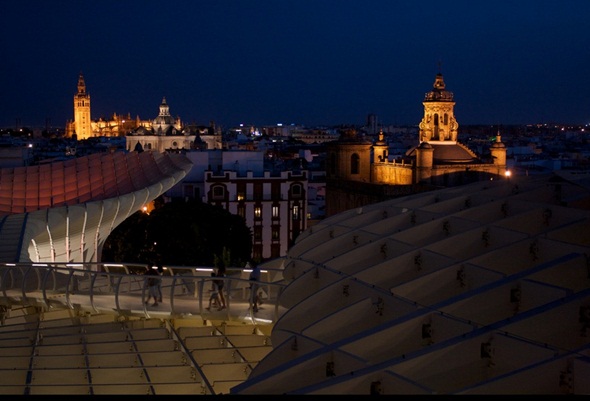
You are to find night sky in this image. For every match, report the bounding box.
[1,0,589,130]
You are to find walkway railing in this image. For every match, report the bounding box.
[0,263,287,325]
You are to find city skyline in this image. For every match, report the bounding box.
[1,0,589,130]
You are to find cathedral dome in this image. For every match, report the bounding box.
[152,97,178,135]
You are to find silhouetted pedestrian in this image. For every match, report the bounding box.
[215,265,227,310]
[206,272,220,311]
[144,264,160,306]
[248,262,261,312]
[156,263,164,303]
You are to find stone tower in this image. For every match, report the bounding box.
[73,73,92,140]
[326,128,373,183]
[490,131,507,168]
[418,73,459,142]
[373,128,389,163]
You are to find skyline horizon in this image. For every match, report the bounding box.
[2,69,588,131]
[3,64,588,130]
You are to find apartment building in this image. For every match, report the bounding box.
[166,149,308,262]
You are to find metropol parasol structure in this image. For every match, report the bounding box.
[0,150,192,264]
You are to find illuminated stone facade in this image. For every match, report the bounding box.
[66,74,178,140]
[72,73,92,140]
[326,73,507,216]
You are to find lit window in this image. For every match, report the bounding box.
[272,205,279,218]
[237,192,245,201]
[292,205,299,220]
[254,206,262,218]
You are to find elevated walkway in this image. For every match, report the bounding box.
[0,263,285,395]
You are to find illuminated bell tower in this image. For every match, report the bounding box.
[373,128,388,163]
[73,73,92,140]
[418,73,459,143]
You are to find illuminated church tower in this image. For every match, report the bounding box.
[418,72,459,142]
[73,73,92,140]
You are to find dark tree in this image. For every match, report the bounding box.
[102,199,252,267]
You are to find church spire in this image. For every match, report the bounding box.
[77,72,86,94]
[73,72,92,139]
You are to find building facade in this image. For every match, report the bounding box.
[165,150,308,262]
[205,169,307,262]
[326,72,508,216]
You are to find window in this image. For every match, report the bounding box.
[271,226,280,240]
[351,153,360,175]
[254,206,262,218]
[237,182,246,201]
[253,246,262,261]
[292,205,300,220]
[271,182,281,200]
[271,244,281,258]
[272,205,279,218]
[212,185,225,199]
[237,204,245,218]
[291,184,301,196]
[254,182,263,201]
[253,226,262,241]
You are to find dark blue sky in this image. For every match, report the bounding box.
[1,0,588,129]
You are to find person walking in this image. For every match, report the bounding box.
[248,262,261,312]
[156,263,164,303]
[215,265,227,311]
[144,264,160,306]
[206,272,220,311]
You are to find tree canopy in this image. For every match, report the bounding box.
[101,199,252,267]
